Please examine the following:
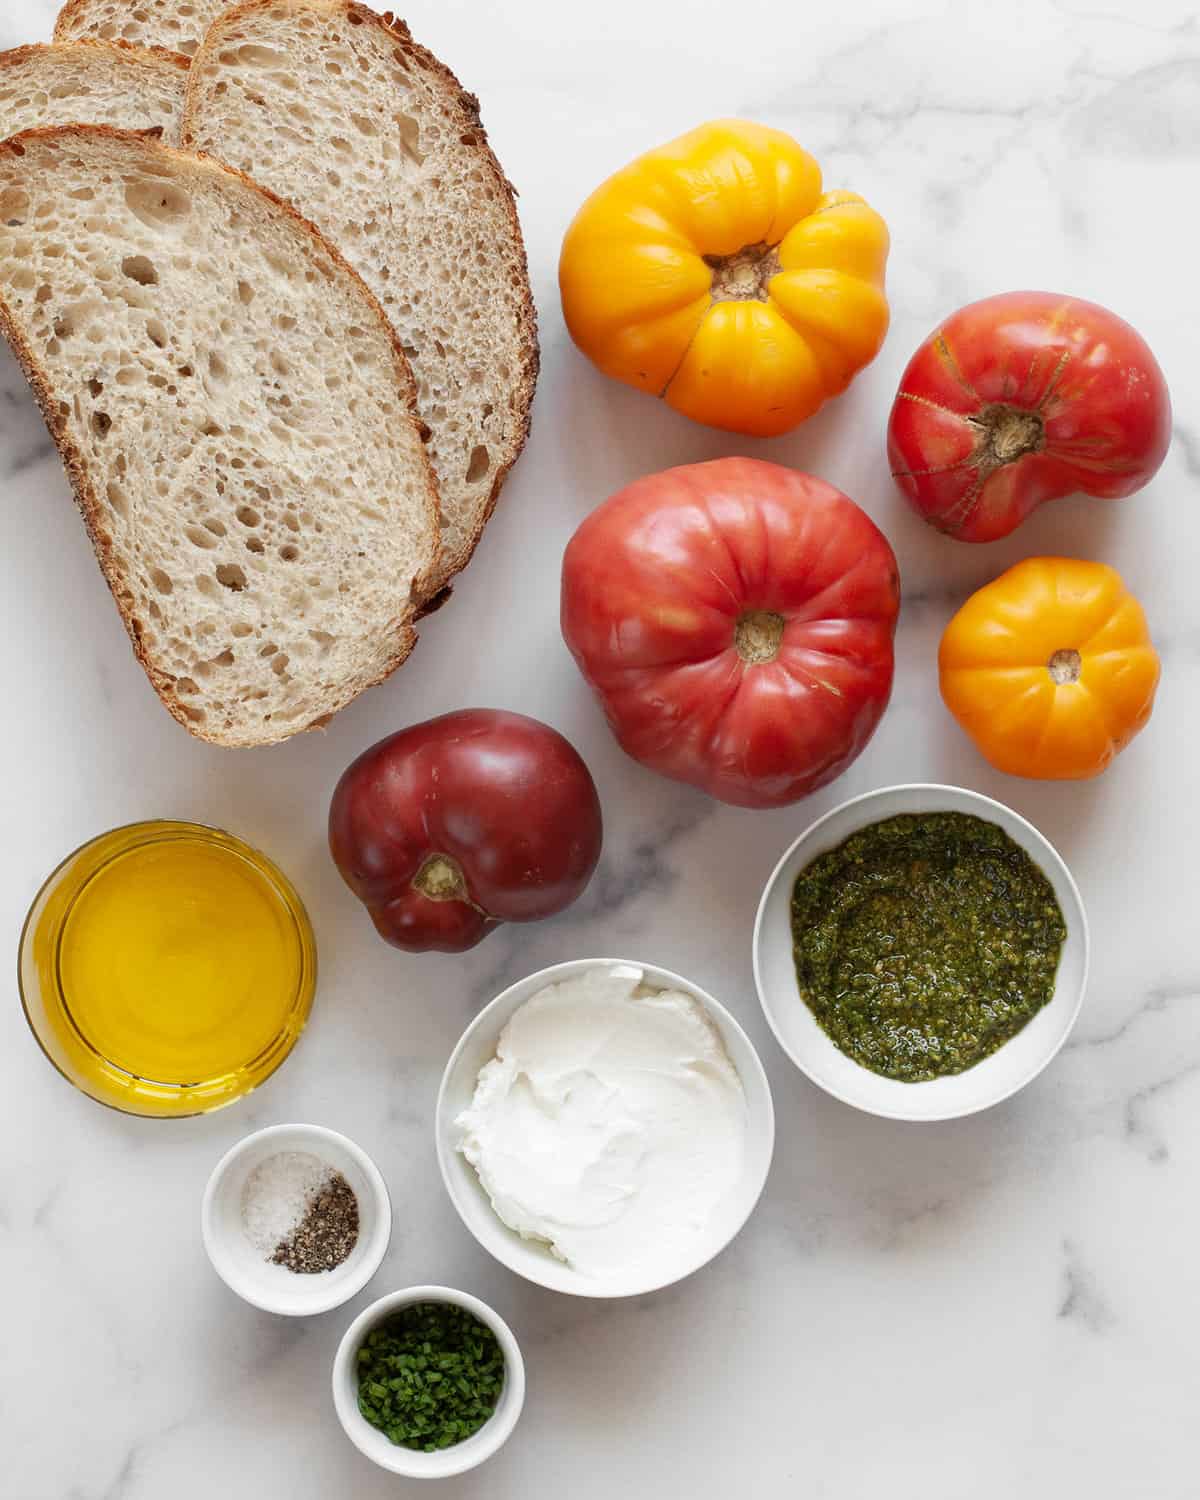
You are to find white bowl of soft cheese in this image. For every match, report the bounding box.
[436,959,774,1298]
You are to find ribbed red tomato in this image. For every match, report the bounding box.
[888,291,1171,542]
[561,458,900,809]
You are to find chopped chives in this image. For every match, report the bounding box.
[356,1302,505,1451]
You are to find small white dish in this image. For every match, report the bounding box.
[332,1285,525,1478]
[436,957,775,1299]
[201,1123,391,1315]
[753,783,1089,1122]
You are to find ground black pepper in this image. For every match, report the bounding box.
[271,1170,360,1273]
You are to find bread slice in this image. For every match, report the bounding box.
[182,1,538,587]
[0,126,441,746]
[0,41,187,144]
[55,0,226,57]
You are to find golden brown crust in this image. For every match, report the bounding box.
[183,0,540,591]
[54,0,222,56]
[53,0,94,41]
[0,124,442,746]
[53,0,159,45]
[118,38,192,70]
[0,38,192,78]
[53,0,89,40]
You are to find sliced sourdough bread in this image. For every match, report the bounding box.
[0,41,188,144]
[0,126,441,746]
[182,0,538,587]
[55,0,226,57]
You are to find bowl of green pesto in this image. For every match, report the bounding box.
[752,785,1088,1121]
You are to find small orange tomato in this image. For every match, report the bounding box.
[939,557,1160,780]
[558,119,890,437]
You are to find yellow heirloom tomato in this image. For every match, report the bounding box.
[939,557,1161,781]
[558,119,890,437]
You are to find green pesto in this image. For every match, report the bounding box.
[790,812,1066,1083]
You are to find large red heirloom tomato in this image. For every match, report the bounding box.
[888,291,1171,542]
[561,458,900,809]
[329,710,603,953]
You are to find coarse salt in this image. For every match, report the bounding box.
[240,1150,334,1258]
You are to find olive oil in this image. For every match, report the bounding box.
[20,822,315,1117]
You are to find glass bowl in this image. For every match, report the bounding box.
[19,820,316,1117]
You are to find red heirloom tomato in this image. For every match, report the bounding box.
[888,291,1171,542]
[329,709,603,953]
[561,458,900,809]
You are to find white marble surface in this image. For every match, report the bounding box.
[2,0,1198,1493]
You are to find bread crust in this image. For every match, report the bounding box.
[0,124,443,746]
[53,0,220,51]
[0,39,191,76]
[54,0,104,40]
[182,0,540,591]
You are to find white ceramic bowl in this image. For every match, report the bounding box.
[753,784,1089,1122]
[201,1123,391,1315]
[436,957,775,1298]
[332,1285,525,1478]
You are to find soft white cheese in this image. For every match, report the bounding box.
[455,964,747,1280]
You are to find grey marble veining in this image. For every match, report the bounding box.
[2,1,1199,1495]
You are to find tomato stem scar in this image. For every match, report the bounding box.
[970,403,1045,466]
[413,853,470,901]
[734,609,786,664]
[704,242,781,302]
[1048,648,1082,685]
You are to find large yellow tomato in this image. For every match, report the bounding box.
[939,557,1160,780]
[558,120,890,437]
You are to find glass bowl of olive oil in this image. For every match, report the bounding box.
[20,821,316,1118]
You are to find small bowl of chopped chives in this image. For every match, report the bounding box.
[332,1286,525,1477]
